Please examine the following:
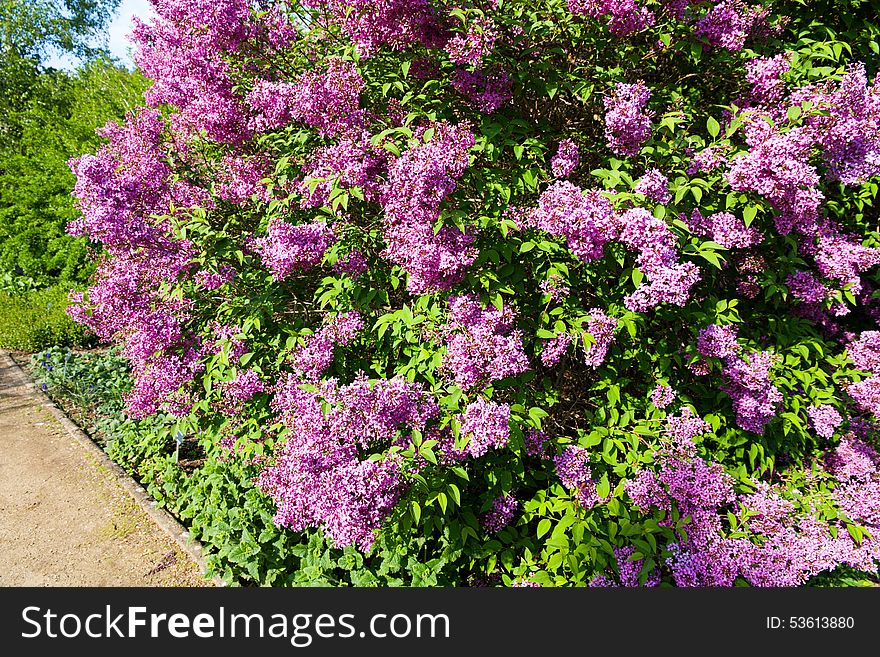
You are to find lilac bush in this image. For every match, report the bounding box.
[67,0,880,586]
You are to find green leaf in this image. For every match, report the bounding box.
[537,519,552,538]
[707,116,720,138]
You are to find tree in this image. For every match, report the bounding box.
[1,0,121,137]
[0,58,147,284]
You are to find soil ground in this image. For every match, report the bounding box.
[0,354,209,586]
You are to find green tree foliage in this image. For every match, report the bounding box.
[1,0,120,133]
[0,59,148,284]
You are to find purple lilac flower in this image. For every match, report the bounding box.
[697,324,739,359]
[651,384,675,409]
[583,309,617,367]
[694,0,768,52]
[541,333,571,367]
[634,169,671,204]
[334,250,369,279]
[253,219,335,280]
[786,271,828,304]
[380,122,478,293]
[826,435,879,481]
[524,429,551,459]
[848,331,880,372]
[445,16,498,66]
[481,494,518,533]
[300,0,439,56]
[554,445,602,508]
[807,404,843,439]
[687,209,760,249]
[539,275,570,302]
[590,546,661,587]
[261,374,437,551]
[456,399,511,458]
[551,139,580,178]
[721,351,783,433]
[603,81,653,157]
[451,68,512,114]
[442,294,529,391]
[528,182,620,262]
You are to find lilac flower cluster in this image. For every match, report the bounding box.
[790,63,880,186]
[539,274,570,302]
[287,58,366,138]
[194,266,233,291]
[528,182,620,263]
[66,103,213,419]
[215,155,271,205]
[450,68,512,114]
[694,0,768,52]
[619,208,700,311]
[298,137,386,209]
[445,15,498,66]
[131,0,254,143]
[567,0,656,36]
[665,407,711,445]
[380,122,478,293]
[583,308,617,367]
[829,435,880,481]
[844,332,880,419]
[261,373,438,550]
[291,312,365,380]
[455,399,511,459]
[697,322,781,435]
[686,210,760,249]
[302,0,440,57]
[590,546,661,587]
[633,169,671,204]
[626,426,880,586]
[246,80,298,133]
[550,139,580,179]
[697,323,739,359]
[786,270,828,304]
[726,117,821,236]
[253,219,335,280]
[554,445,602,508]
[651,384,675,409]
[218,369,265,416]
[721,351,783,433]
[333,250,369,279]
[603,81,654,157]
[848,331,880,372]
[723,66,880,309]
[742,54,791,107]
[481,495,518,533]
[541,333,571,367]
[442,294,529,391]
[524,429,551,459]
[687,146,727,175]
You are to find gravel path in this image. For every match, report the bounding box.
[0,353,209,586]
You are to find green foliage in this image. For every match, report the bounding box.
[0,286,89,350]
[0,59,148,285]
[1,0,121,133]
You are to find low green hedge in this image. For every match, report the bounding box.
[0,286,91,351]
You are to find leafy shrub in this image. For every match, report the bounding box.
[65,1,880,586]
[0,287,90,351]
[0,59,148,285]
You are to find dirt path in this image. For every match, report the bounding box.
[0,353,209,586]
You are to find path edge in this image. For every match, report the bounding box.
[1,350,225,587]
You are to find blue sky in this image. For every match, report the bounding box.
[44,0,155,70]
